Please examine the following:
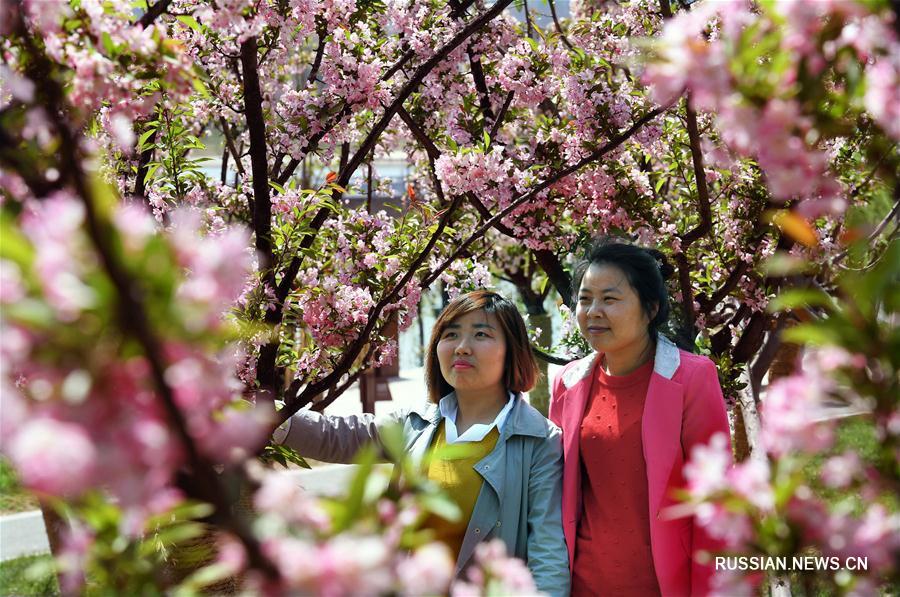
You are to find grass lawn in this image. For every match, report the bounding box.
[0,555,59,597]
[0,458,39,515]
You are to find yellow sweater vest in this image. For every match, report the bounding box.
[424,421,501,559]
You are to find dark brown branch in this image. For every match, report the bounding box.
[749,314,788,399]
[308,22,327,84]
[309,356,370,412]
[698,260,749,314]
[532,344,576,366]
[657,0,673,18]
[336,0,516,191]
[674,252,695,338]
[534,250,573,308]
[489,90,515,143]
[462,190,573,305]
[397,106,440,161]
[548,0,574,50]
[241,37,279,399]
[523,0,533,38]
[469,52,495,123]
[680,97,713,247]
[137,0,172,28]
[220,141,229,184]
[711,303,749,356]
[275,102,353,185]
[732,311,771,365]
[275,0,518,305]
[133,129,157,200]
[219,116,246,176]
[382,50,417,82]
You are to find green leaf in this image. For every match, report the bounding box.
[418,493,462,523]
[377,423,407,463]
[767,289,834,313]
[101,32,116,55]
[137,129,156,151]
[760,252,813,276]
[0,213,34,267]
[782,324,842,347]
[176,15,202,32]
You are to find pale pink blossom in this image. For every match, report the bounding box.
[397,542,455,595]
[9,417,98,496]
[684,432,731,499]
[821,452,862,489]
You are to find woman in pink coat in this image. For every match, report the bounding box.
[549,239,731,596]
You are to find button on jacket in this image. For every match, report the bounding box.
[280,393,571,596]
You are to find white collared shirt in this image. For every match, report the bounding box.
[438,391,515,444]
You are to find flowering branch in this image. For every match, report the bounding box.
[422,105,669,287]
[9,4,276,577]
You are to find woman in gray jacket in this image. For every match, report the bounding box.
[274,290,570,595]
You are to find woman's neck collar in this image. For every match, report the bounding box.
[454,387,508,427]
[600,335,655,376]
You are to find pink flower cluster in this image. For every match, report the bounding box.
[0,196,270,522]
[248,471,457,595]
[451,539,540,596]
[642,0,900,216]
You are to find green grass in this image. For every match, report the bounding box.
[804,416,899,513]
[0,458,39,514]
[0,555,59,597]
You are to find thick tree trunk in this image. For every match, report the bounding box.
[768,339,802,381]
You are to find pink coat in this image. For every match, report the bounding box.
[549,336,731,597]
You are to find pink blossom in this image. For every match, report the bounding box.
[864,58,900,141]
[9,417,98,496]
[727,459,774,510]
[397,542,455,595]
[0,261,25,304]
[760,374,835,457]
[684,432,731,499]
[820,451,862,489]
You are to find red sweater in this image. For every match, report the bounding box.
[572,358,660,597]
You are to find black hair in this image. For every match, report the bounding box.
[571,238,675,340]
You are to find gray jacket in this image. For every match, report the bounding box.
[280,394,570,596]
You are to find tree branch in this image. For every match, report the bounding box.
[422,105,668,288]
[241,37,279,399]
[680,97,713,246]
[336,0,516,191]
[548,0,574,50]
[532,344,576,366]
[469,51,495,123]
[13,7,275,577]
[489,90,515,143]
[219,116,246,176]
[137,0,172,28]
[307,22,327,84]
[133,129,156,200]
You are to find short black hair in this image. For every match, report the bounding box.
[571,238,674,339]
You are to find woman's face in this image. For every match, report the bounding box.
[575,263,653,355]
[436,309,507,396]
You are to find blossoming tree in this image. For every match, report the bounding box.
[1,0,898,592]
